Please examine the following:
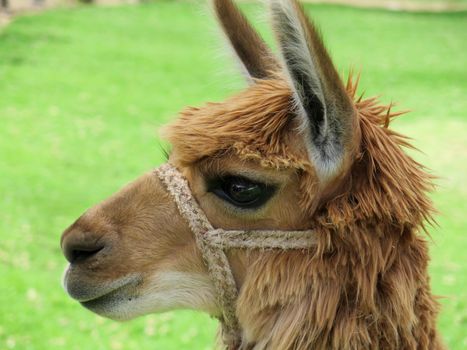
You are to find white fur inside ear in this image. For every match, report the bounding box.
[271,0,327,127]
[271,0,347,180]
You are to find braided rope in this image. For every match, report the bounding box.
[154,163,316,349]
[206,229,316,250]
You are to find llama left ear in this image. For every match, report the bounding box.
[213,0,279,81]
[270,0,356,179]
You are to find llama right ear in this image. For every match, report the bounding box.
[270,0,356,179]
[213,0,279,81]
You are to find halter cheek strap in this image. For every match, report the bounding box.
[154,163,316,348]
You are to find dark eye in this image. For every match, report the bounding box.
[207,175,276,209]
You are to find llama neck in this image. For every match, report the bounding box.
[235,221,442,350]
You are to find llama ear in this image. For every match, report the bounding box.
[270,0,356,178]
[213,0,279,81]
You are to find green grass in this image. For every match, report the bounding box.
[0,2,465,349]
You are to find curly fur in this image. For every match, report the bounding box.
[164,74,443,349]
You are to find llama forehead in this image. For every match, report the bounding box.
[163,79,311,167]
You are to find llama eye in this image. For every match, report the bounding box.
[208,176,276,209]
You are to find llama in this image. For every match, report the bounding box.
[60,0,444,348]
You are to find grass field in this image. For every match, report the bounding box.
[0,2,465,349]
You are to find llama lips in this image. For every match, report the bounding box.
[63,268,141,303]
[79,278,145,321]
[79,284,132,313]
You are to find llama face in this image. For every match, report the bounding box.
[59,84,313,321]
[61,0,358,324]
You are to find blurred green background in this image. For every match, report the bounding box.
[0,1,465,349]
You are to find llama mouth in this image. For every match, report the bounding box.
[78,278,139,311]
[79,278,144,320]
[63,266,142,303]
[80,284,130,309]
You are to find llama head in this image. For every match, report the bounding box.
[61,0,360,326]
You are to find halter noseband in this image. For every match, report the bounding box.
[155,163,316,348]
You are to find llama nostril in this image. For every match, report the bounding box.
[69,246,104,264]
[62,234,107,264]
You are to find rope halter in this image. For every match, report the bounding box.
[154,163,316,349]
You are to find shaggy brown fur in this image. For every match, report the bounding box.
[164,74,443,349]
